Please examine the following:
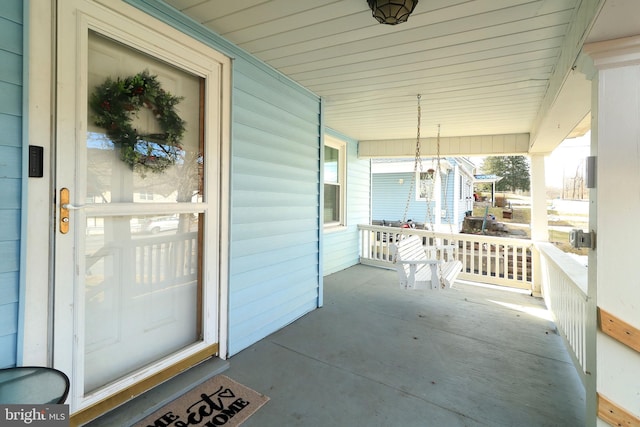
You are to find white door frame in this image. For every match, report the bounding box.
[23,0,230,411]
[22,0,55,367]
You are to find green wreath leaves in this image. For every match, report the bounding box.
[90,70,186,173]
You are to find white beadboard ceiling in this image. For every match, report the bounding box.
[166,0,587,143]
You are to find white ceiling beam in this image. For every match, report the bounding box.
[358,133,530,158]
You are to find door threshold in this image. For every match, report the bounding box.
[82,357,229,426]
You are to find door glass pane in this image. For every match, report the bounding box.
[84,214,201,392]
[87,31,203,204]
[84,31,206,393]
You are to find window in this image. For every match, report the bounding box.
[138,191,154,201]
[324,137,346,227]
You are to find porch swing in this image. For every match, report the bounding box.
[389,95,462,290]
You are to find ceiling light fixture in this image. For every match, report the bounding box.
[367,0,418,25]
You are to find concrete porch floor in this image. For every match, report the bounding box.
[91,264,585,426]
[225,264,585,426]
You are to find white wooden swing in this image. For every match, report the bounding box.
[389,95,462,290]
[390,235,461,289]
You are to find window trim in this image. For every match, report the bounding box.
[323,136,346,229]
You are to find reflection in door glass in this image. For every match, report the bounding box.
[84,214,200,392]
[86,31,204,204]
[83,30,207,394]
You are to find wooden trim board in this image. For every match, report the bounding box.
[70,344,218,426]
[598,307,640,353]
[597,393,640,427]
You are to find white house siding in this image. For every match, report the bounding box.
[456,173,473,230]
[441,166,456,229]
[591,53,640,425]
[322,130,370,276]
[128,1,322,356]
[0,0,23,368]
[441,163,469,232]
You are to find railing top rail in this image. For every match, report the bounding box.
[358,224,533,247]
[536,241,588,296]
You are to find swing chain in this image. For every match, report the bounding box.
[394,95,422,265]
[401,94,422,225]
[393,99,457,289]
[432,125,449,288]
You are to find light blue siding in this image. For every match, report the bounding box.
[323,130,370,276]
[229,58,320,354]
[0,2,22,25]
[0,146,21,178]
[0,15,21,56]
[372,173,436,224]
[0,115,21,146]
[0,0,21,369]
[0,51,22,85]
[0,82,21,116]
[372,160,461,228]
[128,1,322,356]
[0,334,17,368]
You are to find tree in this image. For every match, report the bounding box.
[481,156,530,192]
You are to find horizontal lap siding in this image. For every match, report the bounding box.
[372,173,434,224]
[228,61,320,355]
[323,132,370,275]
[0,0,22,369]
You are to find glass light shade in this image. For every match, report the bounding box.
[367,0,418,25]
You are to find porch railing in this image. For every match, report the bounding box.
[86,231,199,294]
[357,224,533,291]
[536,242,592,387]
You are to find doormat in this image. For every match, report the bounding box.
[133,375,269,427]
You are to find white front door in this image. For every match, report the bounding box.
[54,0,230,411]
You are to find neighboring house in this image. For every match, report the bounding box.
[371,158,475,232]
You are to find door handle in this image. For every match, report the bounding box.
[62,203,85,210]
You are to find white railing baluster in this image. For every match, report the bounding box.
[536,242,590,389]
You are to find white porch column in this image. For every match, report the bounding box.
[529,153,547,296]
[585,36,640,426]
[529,154,548,242]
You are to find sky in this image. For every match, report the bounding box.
[544,131,591,187]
